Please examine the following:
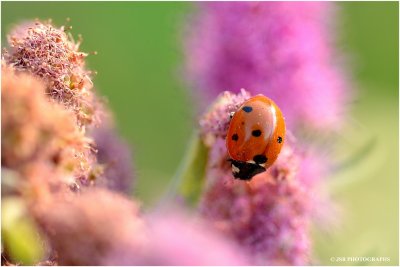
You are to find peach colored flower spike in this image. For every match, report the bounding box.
[5,20,98,128]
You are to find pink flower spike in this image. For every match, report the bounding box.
[199,88,250,146]
[141,208,251,265]
[185,2,351,131]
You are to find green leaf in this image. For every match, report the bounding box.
[161,131,209,206]
[2,197,45,265]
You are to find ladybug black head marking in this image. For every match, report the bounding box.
[228,159,266,181]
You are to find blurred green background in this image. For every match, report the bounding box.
[2,2,398,265]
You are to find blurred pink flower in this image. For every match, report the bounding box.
[91,126,136,195]
[33,183,250,265]
[1,64,94,182]
[33,189,147,266]
[105,208,251,265]
[185,2,350,130]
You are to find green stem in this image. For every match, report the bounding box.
[159,131,209,206]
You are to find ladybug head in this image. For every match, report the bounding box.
[228,159,266,181]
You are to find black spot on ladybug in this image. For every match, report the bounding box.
[241,121,245,125]
[242,106,253,113]
[252,129,262,137]
[253,154,268,164]
[232,134,239,141]
[277,136,283,143]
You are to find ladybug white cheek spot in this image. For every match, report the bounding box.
[246,160,256,164]
[232,164,240,174]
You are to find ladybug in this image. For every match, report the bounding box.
[226,95,286,180]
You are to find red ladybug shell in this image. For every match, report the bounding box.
[226,95,286,180]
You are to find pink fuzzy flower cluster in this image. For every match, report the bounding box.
[185,2,350,131]
[197,90,332,265]
[4,20,98,127]
[2,3,350,264]
[1,64,93,184]
[102,208,250,265]
[2,20,135,191]
[199,88,251,144]
[1,20,250,266]
[184,3,351,263]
